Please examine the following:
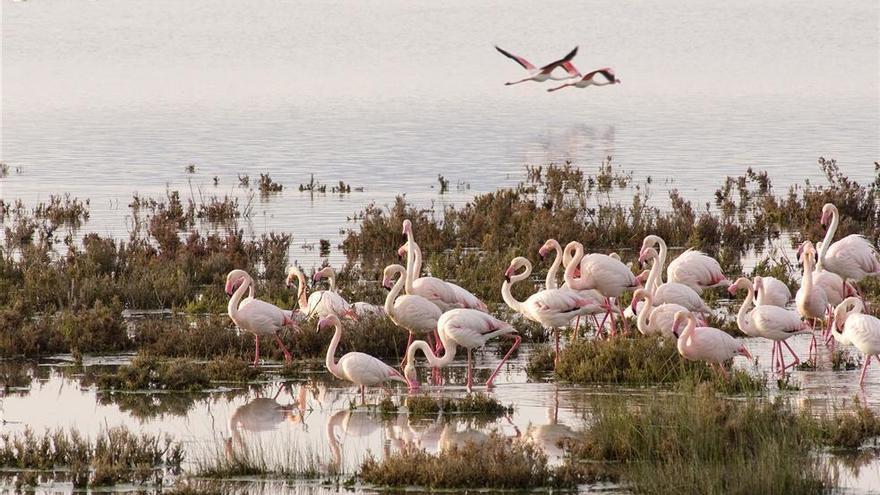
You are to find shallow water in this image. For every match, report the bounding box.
[3,328,880,494]
[3,0,878,268]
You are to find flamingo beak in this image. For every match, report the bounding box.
[738,347,753,360]
[538,247,547,261]
[382,278,393,290]
[397,245,406,261]
[727,285,737,296]
[630,299,638,315]
[504,267,514,282]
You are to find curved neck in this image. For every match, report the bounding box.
[404,240,418,294]
[562,243,587,290]
[654,239,667,287]
[385,271,406,316]
[295,269,308,310]
[412,241,423,279]
[325,321,343,379]
[737,283,755,333]
[636,294,653,333]
[502,263,531,314]
[406,339,457,369]
[678,314,696,350]
[545,242,563,290]
[227,275,252,319]
[645,252,661,294]
[819,210,838,270]
[326,271,337,292]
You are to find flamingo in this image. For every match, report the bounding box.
[313,267,360,319]
[563,241,638,335]
[812,244,857,305]
[818,203,880,290]
[729,277,809,373]
[538,238,607,338]
[638,237,713,314]
[630,288,689,340]
[796,241,831,361]
[313,266,385,317]
[495,45,580,86]
[318,314,406,403]
[672,311,752,380]
[547,68,620,92]
[830,297,880,385]
[661,247,729,295]
[400,220,488,312]
[226,269,298,366]
[754,276,792,307]
[402,308,521,390]
[503,255,608,364]
[382,264,443,366]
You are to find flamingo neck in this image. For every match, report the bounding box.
[412,241,423,279]
[326,271,337,292]
[736,282,755,334]
[385,271,405,317]
[502,263,531,315]
[325,321,344,380]
[295,270,308,310]
[636,294,653,334]
[545,241,563,290]
[677,314,696,354]
[801,254,815,298]
[404,238,417,294]
[227,275,252,321]
[645,252,662,295]
[562,243,588,290]
[406,338,457,369]
[818,209,838,271]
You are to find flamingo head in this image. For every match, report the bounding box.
[225,269,250,296]
[313,266,333,283]
[630,288,648,314]
[504,257,528,282]
[396,244,407,261]
[317,315,339,332]
[402,219,413,236]
[821,203,836,226]
[635,269,650,284]
[382,264,404,290]
[728,277,748,296]
[403,363,419,390]
[736,346,753,360]
[285,266,300,289]
[638,247,657,265]
[798,241,815,265]
[672,310,690,337]
[538,239,558,261]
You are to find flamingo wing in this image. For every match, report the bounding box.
[338,353,406,386]
[561,61,581,78]
[844,315,880,356]
[236,299,287,334]
[538,46,578,73]
[495,45,536,72]
[445,281,489,312]
[828,235,880,279]
[393,294,443,333]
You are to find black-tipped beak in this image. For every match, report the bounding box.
[504,274,511,282]
[225,289,233,296]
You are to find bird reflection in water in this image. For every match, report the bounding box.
[225,383,309,456]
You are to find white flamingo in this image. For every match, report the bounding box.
[754,275,792,307]
[503,255,608,364]
[226,269,298,366]
[400,220,487,312]
[539,238,608,337]
[382,264,443,365]
[663,248,729,294]
[313,267,361,319]
[318,314,406,403]
[563,241,638,335]
[730,276,809,373]
[795,241,831,361]
[312,266,385,317]
[638,236,713,314]
[402,308,521,390]
[547,68,620,92]
[673,311,752,380]
[495,45,580,85]
[818,203,880,289]
[630,288,689,340]
[830,297,880,385]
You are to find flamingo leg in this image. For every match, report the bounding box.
[781,340,801,370]
[606,299,618,337]
[617,299,630,335]
[718,363,729,381]
[554,328,560,366]
[859,355,872,386]
[573,316,581,342]
[771,341,778,372]
[361,385,366,404]
[591,314,602,338]
[400,331,414,367]
[808,318,818,365]
[253,335,261,367]
[273,333,293,362]
[466,350,473,391]
[487,335,522,388]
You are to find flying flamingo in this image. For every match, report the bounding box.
[729,277,809,373]
[563,241,638,335]
[400,220,487,312]
[538,238,607,338]
[503,255,607,364]
[830,297,880,386]
[796,241,832,362]
[226,269,298,366]
[495,45,581,86]
[402,308,521,390]
[818,203,880,291]
[313,266,384,317]
[638,236,713,314]
[672,311,752,380]
[318,314,407,403]
[630,288,689,340]
[382,264,443,366]
[547,68,620,92]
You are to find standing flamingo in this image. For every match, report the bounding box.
[796,241,831,361]
[538,238,607,338]
[730,277,809,373]
[830,297,880,385]
[563,241,638,335]
[630,288,689,340]
[754,275,792,307]
[495,45,580,85]
[226,269,298,366]
[818,203,880,289]
[547,68,620,92]
[313,266,384,317]
[318,314,406,403]
[402,309,521,390]
[503,255,606,364]
[672,311,752,379]
[638,237,712,314]
[382,264,443,366]
[312,267,360,319]
[400,220,487,312]
[640,236,729,294]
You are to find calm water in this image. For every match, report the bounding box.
[2,0,878,267]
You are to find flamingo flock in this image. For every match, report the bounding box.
[224,202,880,399]
[494,45,621,92]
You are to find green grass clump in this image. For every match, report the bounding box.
[556,334,765,393]
[360,433,576,489]
[525,344,555,378]
[568,385,833,495]
[816,399,880,449]
[406,394,512,417]
[0,426,182,488]
[93,355,211,391]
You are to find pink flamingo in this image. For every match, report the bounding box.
[318,314,407,403]
[730,277,809,373]
[630,288,690,340]
[400,220,487,312]
[382,264,443,366]
[818,203,880,292]
[402,308,521,390]
[754,275,792,307]
[547,68,620,92]
[503,255,609,364]
[226,269,298,366]
[314,266,384,317]
[495,45,580,85]
[830,297,880,386]
[672,311,753,380]
[563,241,638,335]
[312,267,360,319]
[638,237,713,314]
[538,238,607,339]
[796,241,832,361]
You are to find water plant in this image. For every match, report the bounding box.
[405,393,512,417]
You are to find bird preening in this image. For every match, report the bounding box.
[223,202,880,403]
[494,44,621,91]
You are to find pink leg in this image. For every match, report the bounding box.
[253,335,261,367]
[718,363,729,381]
[607,299,618,337]
[273,333,293,362]
[781,340,801,370]
[573,316,581,342]
[487,335,521,387]
[591,314,601,337]
[400,332,414,367]
[859,355,872,386]
[771,341,777,372]
[466,351,473,391]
